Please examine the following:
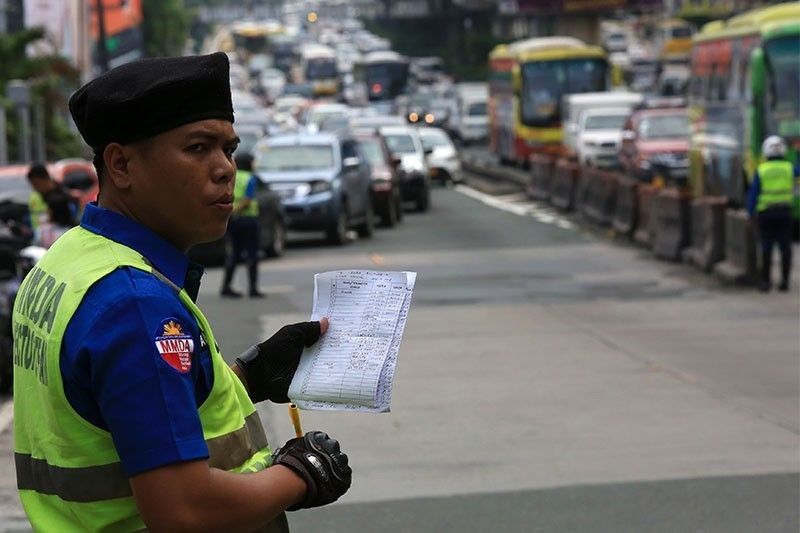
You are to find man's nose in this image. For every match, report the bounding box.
[213,150,236,183]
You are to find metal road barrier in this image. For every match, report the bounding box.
[713,208,758,285]
[581,167,617,227]
[527,154,555,201]
[576,166,594,217]
[682,196,727,272]
[596,170,618,227]
[652,187,692,261]
[634,184,658,247]
[613,175,639,237]
[550,159,580,211]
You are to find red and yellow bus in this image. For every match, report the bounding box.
[488,37,608,166]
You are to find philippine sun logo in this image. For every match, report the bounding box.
[154,319,194,373]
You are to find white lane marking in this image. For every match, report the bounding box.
[454,185,574,230]
[0,400,14,433]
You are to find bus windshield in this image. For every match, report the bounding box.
[765,35,800,136]
[520,59,607,127]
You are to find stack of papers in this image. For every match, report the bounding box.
[288,270,416,412]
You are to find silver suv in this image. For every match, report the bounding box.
[253,132,374,244]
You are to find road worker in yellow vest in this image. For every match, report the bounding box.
[13,53,351,532]
[747,135,798,292]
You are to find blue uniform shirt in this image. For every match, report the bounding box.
[245,174,257,199]
[61,204,214,477]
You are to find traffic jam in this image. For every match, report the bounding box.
[0,1,797,390]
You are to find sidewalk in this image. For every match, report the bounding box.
[0,417,29,531]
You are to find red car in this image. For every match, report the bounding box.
[619,108,690,182]
[0,159,97,207]
[49,159,99,208]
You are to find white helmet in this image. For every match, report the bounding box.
[762,135,787,159]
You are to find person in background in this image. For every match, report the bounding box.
[25,164,57,232]
[747,135,798,292]
[34,190,76,248]
[221,152,265,298]
[25,163,77,236]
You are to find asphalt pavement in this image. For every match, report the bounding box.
[0,176,797,532]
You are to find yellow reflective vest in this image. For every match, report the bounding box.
[756,160,794,212]
[13,226,288,532]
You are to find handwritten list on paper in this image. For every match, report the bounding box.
[288,270,417,412]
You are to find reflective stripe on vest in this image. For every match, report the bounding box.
[15,412,269,502]
[757,160,794,212]
[235,170,259,218]
[13,227,287,532]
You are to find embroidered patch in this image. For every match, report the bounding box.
[154,319,194,373]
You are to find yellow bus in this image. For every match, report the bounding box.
[688,2,799,208]
[488,37,608,166]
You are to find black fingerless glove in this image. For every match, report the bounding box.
[235,321,322,404]
[272,431,352,510]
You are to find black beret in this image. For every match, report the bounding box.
[68,52,234,149]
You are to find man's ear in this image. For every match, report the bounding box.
[103,143,133,190]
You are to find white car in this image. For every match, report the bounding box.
[379,126,432,212]
[575,107,631,168]
[418,127,462,185]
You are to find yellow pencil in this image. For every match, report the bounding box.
[289,403,303,438]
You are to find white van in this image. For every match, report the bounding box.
[562,92,644,156]
[453,83,488,144]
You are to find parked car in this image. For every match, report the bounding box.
[574,107,631,168]
[619,107,690,182]
[355,131,404,227]
[418,127,462,185]
[188,182,287,266]
[253,132,374,245]
[379,126,431,212]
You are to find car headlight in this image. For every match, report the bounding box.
[309,180,332,194]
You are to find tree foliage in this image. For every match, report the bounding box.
[0,28,82,161]
[142,0,191,57]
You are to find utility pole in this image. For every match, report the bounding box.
[0,0,6,165]
[96,0,110,73]
[0,109,8,165]
[7,81,32,164]
[0,0,7,34]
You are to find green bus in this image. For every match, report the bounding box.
[688,2,799,209]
